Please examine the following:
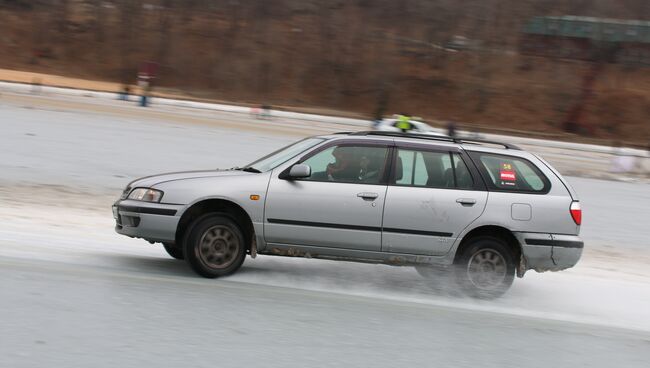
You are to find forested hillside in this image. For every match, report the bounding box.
[1,0,649,142]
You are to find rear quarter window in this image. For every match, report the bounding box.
[469,152,550,194]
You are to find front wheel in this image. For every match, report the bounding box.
[184,214,246,278]
[454,236,515,299]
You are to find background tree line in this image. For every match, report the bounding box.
[0,0,648,142]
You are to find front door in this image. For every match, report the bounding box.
[264,143,391,251]
[381,147,487,255]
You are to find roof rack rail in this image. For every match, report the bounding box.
[454,138,521,150]
[345,131,521,150]
[349,130,454,142]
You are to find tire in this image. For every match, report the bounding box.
[454,236,515,299]
[183,214,246,278]
[163,243,184,260]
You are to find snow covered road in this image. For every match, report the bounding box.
[1,93,649,367]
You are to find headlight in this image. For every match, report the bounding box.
[127,188,163,202]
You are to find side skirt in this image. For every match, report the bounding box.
[259,243,453,267]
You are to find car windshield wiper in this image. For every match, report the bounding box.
[232,166,261,173]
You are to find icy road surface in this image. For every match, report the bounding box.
[1,93,650,367]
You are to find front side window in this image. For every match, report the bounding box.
[470,152,550,193]
[300,145,389,184]
[393,149,474,189]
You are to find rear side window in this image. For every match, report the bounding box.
[469,152,550,193]
[393,149,474,189]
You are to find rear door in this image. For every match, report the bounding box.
[381,145,487,255]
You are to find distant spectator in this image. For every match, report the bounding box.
[250,105,261,119]
[139,81,151,107]
[395,113,413,132]
[261,104,272,119]
[118,84,131,101]
[372,94,387,128]
[446,120,457,138]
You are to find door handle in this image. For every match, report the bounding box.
[456,198,477,206]
[357,192,379,200]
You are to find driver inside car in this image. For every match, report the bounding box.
[326,146,357,181]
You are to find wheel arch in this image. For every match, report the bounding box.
[454,225,522,275]
[175,198,255,253]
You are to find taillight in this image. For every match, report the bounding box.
[570,201,582,225]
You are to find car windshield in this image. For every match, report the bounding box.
[244,137,325,172]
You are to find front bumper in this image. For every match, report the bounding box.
[514,232,583,274]
[113,200,184,243]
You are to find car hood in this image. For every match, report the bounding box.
[127,170,254,189]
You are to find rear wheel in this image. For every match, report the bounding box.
[454,236,515,299]
[163,243,184,260]
[184,214,246,278]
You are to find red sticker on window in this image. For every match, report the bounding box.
[500,170,516,181]
[499,163,516,183]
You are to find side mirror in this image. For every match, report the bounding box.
[282,164,311,180]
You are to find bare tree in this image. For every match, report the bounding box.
[117,0,142,83]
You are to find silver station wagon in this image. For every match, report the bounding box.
[113,131,584,298]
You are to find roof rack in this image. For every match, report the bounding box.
[345,131,521,150]
[454,137,521,150]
